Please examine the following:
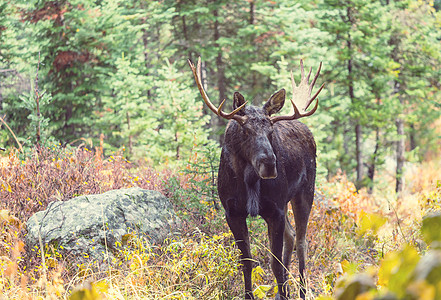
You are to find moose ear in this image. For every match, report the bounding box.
[233,92,247,115]
[263,89,285,116]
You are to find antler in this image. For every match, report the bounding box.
[188,57,248,125]
[271,59,324,123]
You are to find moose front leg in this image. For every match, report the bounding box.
[225,213,255,299]
[265,213,289,300]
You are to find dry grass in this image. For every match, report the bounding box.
[0,144,439,299]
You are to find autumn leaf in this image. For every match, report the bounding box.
[253,285,272,299]
[378,245,420,298]
[357,212,386,236]
[69,282,106,300]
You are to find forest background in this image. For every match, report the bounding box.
[1,0,440,191]
[1,0,441,299]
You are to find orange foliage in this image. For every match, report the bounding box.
[319,172,377,222]
[21,1,69,25]
[0,145,168,222]
[53,51,91,72]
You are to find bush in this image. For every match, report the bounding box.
[164,141,226,234]
[0,144,167,221]
[106,230,241,299]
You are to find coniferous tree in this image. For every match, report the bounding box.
[386,0,441,195]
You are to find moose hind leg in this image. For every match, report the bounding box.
[291,192,313,300]
[283,207,296,270]
[225,214,255,300]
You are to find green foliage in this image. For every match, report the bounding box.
[144,59,211,164]
[317,0,398,183]
[18,71,54,147]
[99,52,152,156]
[18,0,106,141]
[1,0,440,194]
[165,141,224,231]
[183,140,220,209]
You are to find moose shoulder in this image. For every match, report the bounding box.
[189,58,324,300]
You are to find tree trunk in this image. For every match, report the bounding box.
[388,22,406,197]
[249,0,254,25]
[181,15,192,59]
[35,53,42,145]
[366,97,382,194]
[355,123,363,185]
[126,110,132,156]
[249,1,257,91]
[175,131,180,160]
[346,25,363,186]
[141,28,152,99]
[0,78,3,110]
[367,127,380,194]
[396,115,405,196]
[409,123,417,151]
[343,6,364,187]
[392,77,405,196]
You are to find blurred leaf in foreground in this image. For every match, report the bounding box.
[422,212,441,246]
[378,245,420,298]
[69,282,107,300]
[357,211,387,237]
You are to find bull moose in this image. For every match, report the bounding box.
[188,57,324,300]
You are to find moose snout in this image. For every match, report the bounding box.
[255,153,277,179]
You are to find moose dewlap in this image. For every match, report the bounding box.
[189,57,324,300]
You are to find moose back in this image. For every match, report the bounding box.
[189,58,324,300]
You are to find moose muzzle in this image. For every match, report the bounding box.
[253,152,277,179]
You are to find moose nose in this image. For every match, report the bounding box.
[256,153,277,179]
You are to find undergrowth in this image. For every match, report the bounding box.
[0,144,167,221]
[0,144,439,299]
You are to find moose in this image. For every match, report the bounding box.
[188,57,324,300]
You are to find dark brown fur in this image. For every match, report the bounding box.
[218,91,316,300]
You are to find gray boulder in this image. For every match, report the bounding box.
[26,187,180,261]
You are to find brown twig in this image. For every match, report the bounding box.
[0,115,23,153]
